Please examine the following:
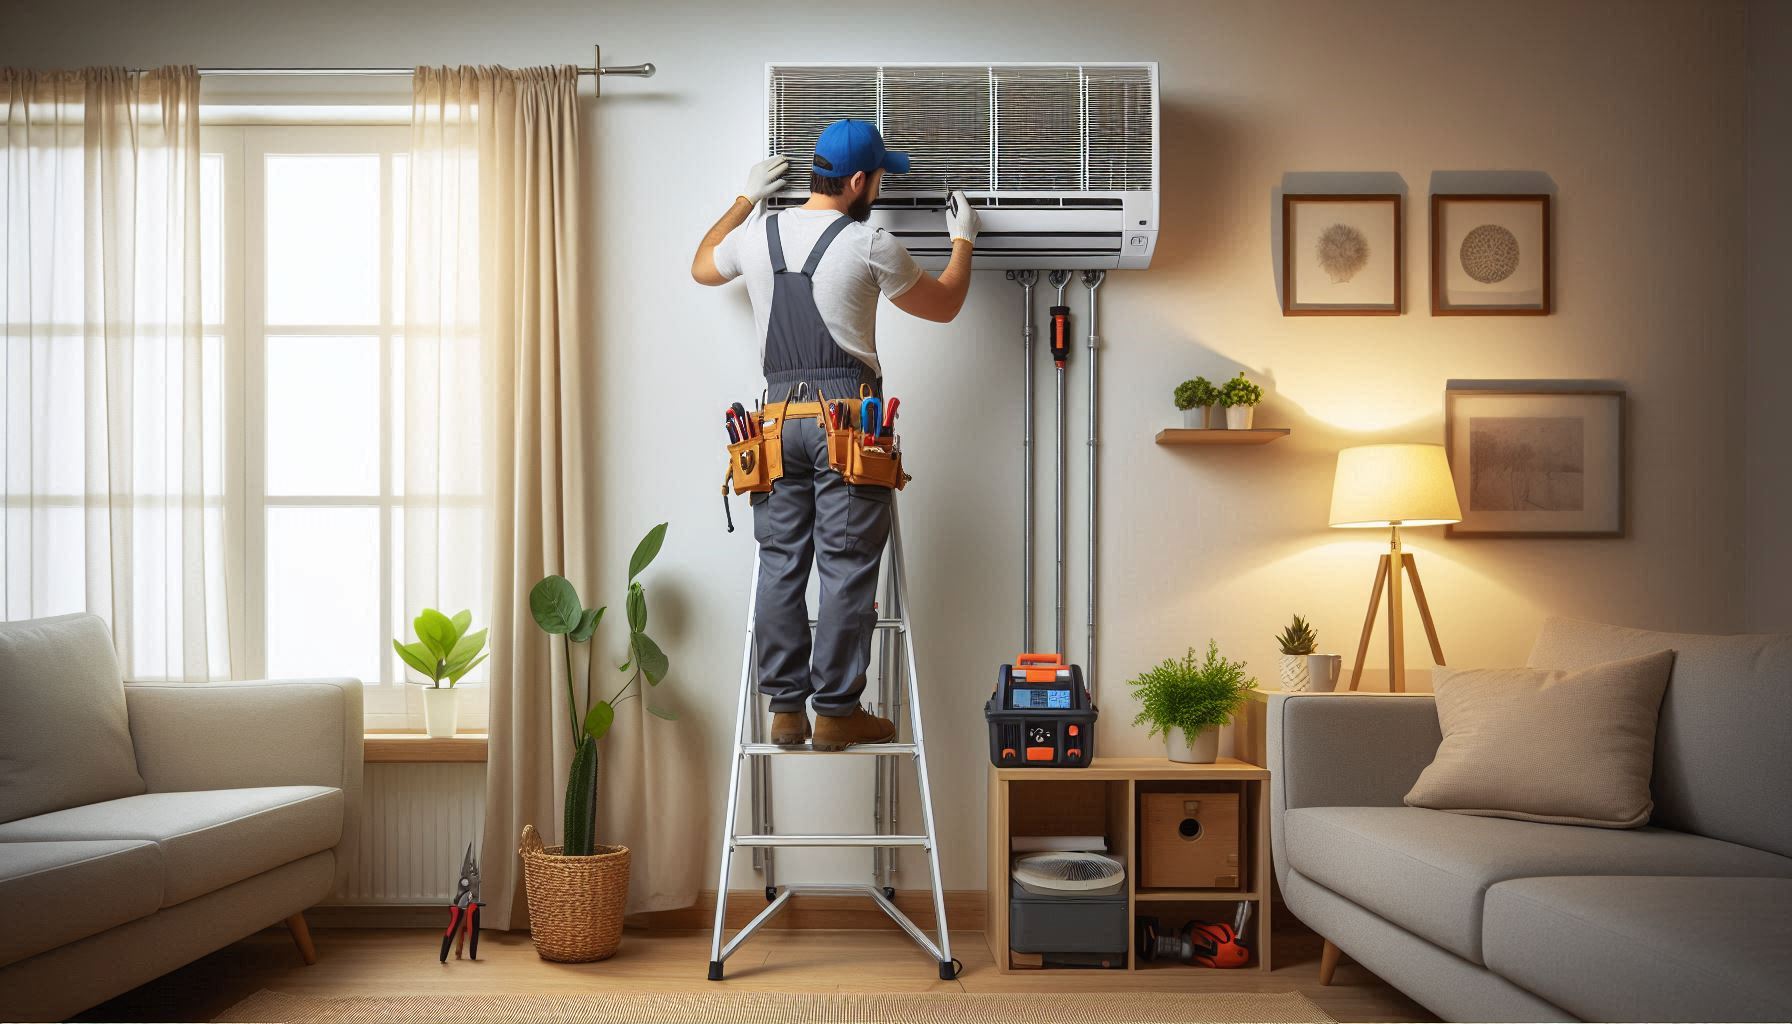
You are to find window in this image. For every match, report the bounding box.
[204,125,486,731]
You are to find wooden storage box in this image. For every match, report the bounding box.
[1138,791,1240,889]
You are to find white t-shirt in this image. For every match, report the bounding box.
[712,206,923,379]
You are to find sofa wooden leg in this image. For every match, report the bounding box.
[1318,938,1341,986]
[285,912,318,966]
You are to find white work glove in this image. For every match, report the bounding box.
[743,156,790,204]
[945,190,979,245]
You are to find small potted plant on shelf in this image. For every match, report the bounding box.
[1129,640,1258,763]
[1218,372,1264,429]
[1275,614,1318,691]
[393,609,489,738]
[521,522,678,964]
[1174,376,1219,429]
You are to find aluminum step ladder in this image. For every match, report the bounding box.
[708,498,956,981]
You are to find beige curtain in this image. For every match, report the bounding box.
[1,67,230,680]
[409,65,697,929]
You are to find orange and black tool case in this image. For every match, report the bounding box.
[986,653,1096,768]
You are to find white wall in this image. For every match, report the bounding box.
[8,0,1764,890]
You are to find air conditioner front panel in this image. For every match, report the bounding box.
[765,62,1159,270]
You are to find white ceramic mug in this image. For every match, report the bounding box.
[1305,654,1343,692]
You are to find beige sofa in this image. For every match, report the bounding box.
[0,614,361,1022]
[1268,617,1792,1022]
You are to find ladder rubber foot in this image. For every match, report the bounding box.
[708,960,724,981]
[765,885,777,902]
[883,886,895,899]
[938,960,957,980]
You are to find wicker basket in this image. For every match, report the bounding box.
[518,824,631,962]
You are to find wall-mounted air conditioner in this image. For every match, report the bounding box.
[765,62,1159,270]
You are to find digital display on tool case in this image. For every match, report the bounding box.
[1010,687,1072,710]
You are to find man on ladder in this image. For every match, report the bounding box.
[691,119,977,749]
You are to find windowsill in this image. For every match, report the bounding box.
[364,732,489,764]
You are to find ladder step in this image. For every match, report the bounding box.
[741,742,917,756]
[808,618,904,630]
[734,833,929,848]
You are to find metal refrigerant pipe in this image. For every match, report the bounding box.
[1006,270,1039,652]
[1048,270,1072,655]
[1081,270,1105,703]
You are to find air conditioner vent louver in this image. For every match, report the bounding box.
[765,62,1158,270]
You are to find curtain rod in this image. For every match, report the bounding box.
[130,46,656,87]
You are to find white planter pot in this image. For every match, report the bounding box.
[1225,405,1256,429]
[1279,654,1311,692]
[423,687,461,738]
[1181,406,1213,429]
[1166,725,1220,764]
[1306,654,1344,692]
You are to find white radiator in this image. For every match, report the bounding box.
[330,763,487,905]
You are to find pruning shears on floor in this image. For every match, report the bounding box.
[439,843,483,962]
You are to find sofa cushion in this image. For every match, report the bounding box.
[1529,617,1792,857]
[1407,651,1673,828]
[1485,876,1792,1022]
[0,840,163,967]
[1285,805,1792,963]
[0,786,342,906]
[0,614,146,823]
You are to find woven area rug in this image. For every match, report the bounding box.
[216,990,1335,1023]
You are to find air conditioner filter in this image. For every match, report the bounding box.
[1011,851,1125,897]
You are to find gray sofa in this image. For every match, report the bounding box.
[1268,616,1792,1022]
[0,614,362,1022]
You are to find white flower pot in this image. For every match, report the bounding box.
[1225,405,1255,429]
[423,687,460,738]
[1181,406,1213,429]
[1166,725,1220,764]
[1306,654,1344,692]
[1279,654,1311,692]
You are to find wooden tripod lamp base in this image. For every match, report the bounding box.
[1348,526,1445,692]
[1328,444,1462,694]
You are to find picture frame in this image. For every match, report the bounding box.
[1444,382,1626,538]
[1281,194,1403,315]
[1430,194,1552,315]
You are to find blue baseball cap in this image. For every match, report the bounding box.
[811,119,910,178]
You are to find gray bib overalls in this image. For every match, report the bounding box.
[753,213,892,718]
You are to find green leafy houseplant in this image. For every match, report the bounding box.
[530,522,675,857]
[1217,372,1264,408]
[1276,614,1318,656]
[1173,376,1219,411]
[1129,640,1258,745]
[393,609,489,688]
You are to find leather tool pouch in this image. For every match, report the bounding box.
[818,387,910,491]
[726,404,783,495]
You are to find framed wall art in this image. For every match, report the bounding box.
[1444,383,1625,538]
[1282,194,1402,315]
[1431,194,1552,315]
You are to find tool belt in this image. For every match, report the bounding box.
[724,385,910,497]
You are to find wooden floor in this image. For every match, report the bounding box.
[80,919,1432,1023]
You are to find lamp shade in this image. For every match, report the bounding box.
[1329,443,1462,528]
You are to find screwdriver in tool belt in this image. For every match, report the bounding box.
[731,402,755,436]
[881,397,899,441]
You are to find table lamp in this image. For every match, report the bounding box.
[1328,444,1462,692]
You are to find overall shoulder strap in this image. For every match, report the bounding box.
[765,213,788,274]
[801,214,854,277]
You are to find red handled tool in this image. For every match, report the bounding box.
[725,408,750,444]
[731,402,755,437]
[881,396,899,437]
[439,843,483,962]
[1048,272,1072,368]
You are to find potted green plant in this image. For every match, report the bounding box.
[520,522,676,963]
[393,609,489,738]
[1174,376,1219,429]
[1218,372,1264,429]
[1129,640,1258,763]
[1275,614,1318,691]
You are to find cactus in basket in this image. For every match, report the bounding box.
[1275,614,1318,690]
[530,523,676,857]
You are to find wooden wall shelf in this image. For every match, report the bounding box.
[364,733,489,764]
[986,756,1273,974]
[1155,428,1290,446]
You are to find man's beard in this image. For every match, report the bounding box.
[847,192,874,222]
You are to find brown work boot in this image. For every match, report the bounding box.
[812,707,896,751]
[770,711,811,746]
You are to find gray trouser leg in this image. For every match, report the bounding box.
[752,416,891,717]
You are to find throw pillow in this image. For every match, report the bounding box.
[1405,649,1674,828]
[0,613,146,822]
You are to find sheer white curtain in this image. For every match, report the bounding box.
[1,67,229,680]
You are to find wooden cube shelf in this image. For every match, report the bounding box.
[986,756,1273,974]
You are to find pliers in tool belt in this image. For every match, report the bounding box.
[440,843,483,962]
